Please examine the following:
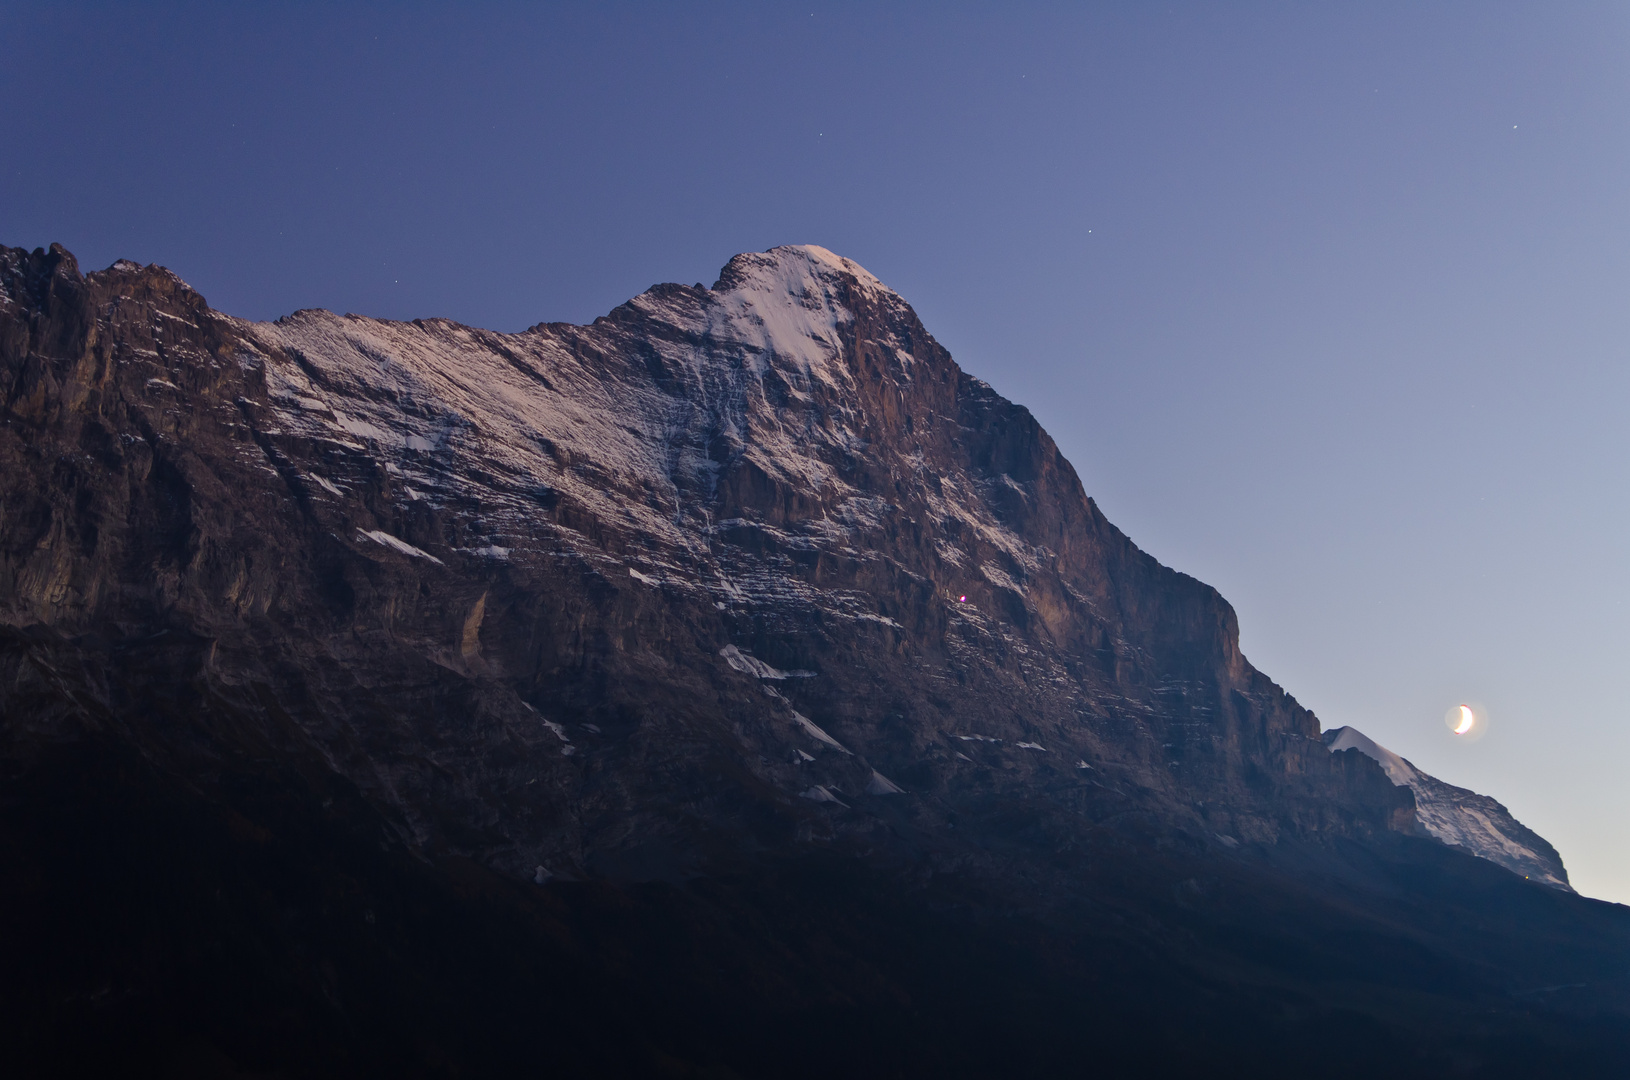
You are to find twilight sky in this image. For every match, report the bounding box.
[4,2,1628,900]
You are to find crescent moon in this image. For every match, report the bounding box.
[1453,705,1475,735]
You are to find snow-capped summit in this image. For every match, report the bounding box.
[1325,726,1570,890]
[714,243,891,297]
[701,245,897,383]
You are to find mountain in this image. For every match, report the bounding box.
[3,240,1629,1078]
[1325,726,1570,889]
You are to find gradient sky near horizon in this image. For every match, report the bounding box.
[4,2,1628,900]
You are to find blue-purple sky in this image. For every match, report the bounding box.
[5,2,1628,899]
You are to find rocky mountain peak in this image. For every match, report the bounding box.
[0,240,1417,872]
[3,241,1622,1077]
[712,242,891,296]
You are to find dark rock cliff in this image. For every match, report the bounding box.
[2,241,1626,1078]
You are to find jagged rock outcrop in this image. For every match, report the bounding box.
[2,241,1626,1078]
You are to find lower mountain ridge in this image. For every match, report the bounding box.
[1325,725,1570,889]
[2,241,1627,1078]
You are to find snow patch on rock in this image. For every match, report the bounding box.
[358,529,443,565]
[865,770,905,795]
[720,645,814,680]
[790,711,850,754]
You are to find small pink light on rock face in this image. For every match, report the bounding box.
[958,595,967,603]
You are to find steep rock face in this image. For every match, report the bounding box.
[0,241,1411,883]
[1326,726,1569,889]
